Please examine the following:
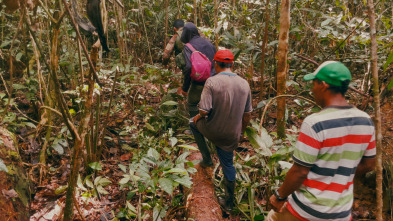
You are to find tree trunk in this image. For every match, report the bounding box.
[63,44,98,221]
[193,0,197,25]
[276,0,290,138]
[164,0,168,47]
[260,0,270,101]
[367,0,383,220]
[186,151,223,221]
[214,0,218,49]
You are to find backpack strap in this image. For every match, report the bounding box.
[186,43,197,52]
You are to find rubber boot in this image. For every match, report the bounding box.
[198,143,213,168]
[219,178,235,212]
[190,121,213,168]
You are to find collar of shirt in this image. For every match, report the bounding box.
[219,72,237,76]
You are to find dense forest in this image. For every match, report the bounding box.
[0,0,392,220]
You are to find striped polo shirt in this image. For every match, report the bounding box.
[287,106,376,221]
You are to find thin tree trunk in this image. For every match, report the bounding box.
[214,0,218,49]
[260,0,270,101]
[63,44,98,221]
[367,1,383,220]
[164,0,168,47]
[276,0,290,138]
[193,0,197,25]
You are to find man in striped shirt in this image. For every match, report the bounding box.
[268,61,376,221]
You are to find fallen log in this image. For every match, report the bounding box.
[0,127,31,221]
[186,151,224,221]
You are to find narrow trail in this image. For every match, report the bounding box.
[185,148,224,220]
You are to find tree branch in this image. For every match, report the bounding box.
[61,0,102,86]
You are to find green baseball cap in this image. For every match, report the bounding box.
[303,61,352,86]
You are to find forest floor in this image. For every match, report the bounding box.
[6,66,392,220]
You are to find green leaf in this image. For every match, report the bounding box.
[12,84,27,90]
[179,144,198,151]
[51,143,64,155]
[147,148,160,161]
[245,127,272,156]
[119,130,128,136]
[77,174,87,191]
[94,176,112,186]
[158,178,174,195]
[86,178,94,188]
[55,185,68,195]
[153,204,166,221]
[119,177,130,185]
[388,78,393,90]
[383,50,393,71]
[278,161,293,170]
[169,137,178,147]
[174,176,193,188]
[97,185,109,194]
[16,52,23,61]
[0,40,11,48]
[145,123,156,131]
[119,164,127,173]
[164,168,188,175]
[0,159,8,172]
[24,122,36,128]
[89,162,102,171]
[175,152,190,164]
[161,101,178,106]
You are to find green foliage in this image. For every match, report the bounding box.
[117,129,196,220]
[229,121,297,219]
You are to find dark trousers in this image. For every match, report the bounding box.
[187,83,204,117]
[190,121,236,181]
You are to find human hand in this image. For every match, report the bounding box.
[269,194,286,213]
[193,114,201,125]
[177,87,187,96]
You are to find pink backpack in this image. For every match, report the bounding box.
[186,43,212,82]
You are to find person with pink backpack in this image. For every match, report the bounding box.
[179,22,216,118]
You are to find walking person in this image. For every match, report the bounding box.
[180,22,216,117]
[268,61,376,221]
[190,49,252,213]
[162,19,184,66]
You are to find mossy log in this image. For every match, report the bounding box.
[0,127,31,221]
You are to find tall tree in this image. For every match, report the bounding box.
[193,0,197,25]
[276,0,290,138]
[367,0,383,220]
[164,0,168,47]
[260,0,270,101]
[214,0,218,49]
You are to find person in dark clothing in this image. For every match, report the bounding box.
[180,22,216,117]
[162,19,185,65]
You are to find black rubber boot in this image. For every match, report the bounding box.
[190,121,213,168]
[198,144,213,168]
[219,178,235,212]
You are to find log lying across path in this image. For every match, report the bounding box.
[0,127,31,221]
[186,151,224,221]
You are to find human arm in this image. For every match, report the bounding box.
[241,112,251,138]
[162,34,177,64]
[355,157,375,178]
[193,109,209,125]
[269,162,310,212]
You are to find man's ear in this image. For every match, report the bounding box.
[321,81,330,91]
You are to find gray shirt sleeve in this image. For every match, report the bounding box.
[198,80,213,113]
